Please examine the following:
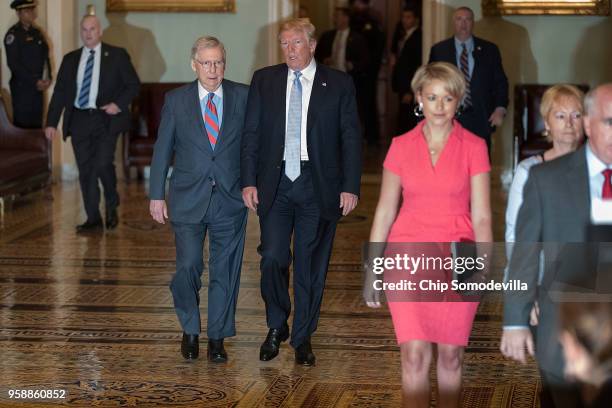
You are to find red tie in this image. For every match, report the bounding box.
[603,169,612,200]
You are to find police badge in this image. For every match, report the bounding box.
[5,33,15,45]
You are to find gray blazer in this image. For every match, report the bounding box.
[149,79,248,223]
[505,146,591,375]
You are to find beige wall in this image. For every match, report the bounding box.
[77,0,273,83]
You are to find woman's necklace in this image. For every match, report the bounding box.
[424,125,448,156]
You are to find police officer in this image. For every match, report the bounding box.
[4,0,51,129]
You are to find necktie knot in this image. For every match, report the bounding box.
[208,92,215,104]
[603,169,612,180]
[89,49,95,55]
[294,71,302,81]
[462,43,467,51]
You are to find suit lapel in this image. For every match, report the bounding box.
[69,49,82,99]
[274,65,287,141]
[307,63,327,135]
[214,80,235,154]
[471,37,482,82]
[98,43,109,104]
[185,80,213,154]
[565,147,591,224]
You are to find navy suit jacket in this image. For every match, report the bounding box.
[429,36,508,139]
[240,62,362,220]
[46,43,140,139]
[149,79,248,223]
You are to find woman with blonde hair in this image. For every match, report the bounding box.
[506,84,585,254]
[366,62,492,407]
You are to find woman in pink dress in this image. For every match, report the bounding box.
[366,62,492,407]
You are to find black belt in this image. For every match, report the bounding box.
[73,107,100,114]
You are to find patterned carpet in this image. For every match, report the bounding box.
[0,161,541,407]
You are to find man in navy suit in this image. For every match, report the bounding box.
[45,15,140,232]
[241,18,362,366]
[429,6,508,152]
[149,36,249,362]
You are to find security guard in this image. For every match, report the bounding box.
[4,0,51,129]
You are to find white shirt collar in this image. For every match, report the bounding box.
[404,26,418,40]
[288,57,317,83]
[198,81,223,101]
[586,142,609,178]
[83,42,102,54]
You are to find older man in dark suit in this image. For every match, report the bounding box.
[149,36,248,362]
[501,83,612,408]
[45,15,140,232]
[241,18,362,366]
[429,6,508,152]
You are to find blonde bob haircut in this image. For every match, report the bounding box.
[279,18,316,43]
[540,84,585,142]
[411,62,466,101]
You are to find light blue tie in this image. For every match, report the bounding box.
[78,49,95,108]
[285,71,302,181]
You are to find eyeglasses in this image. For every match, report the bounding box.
[194,60,225,70]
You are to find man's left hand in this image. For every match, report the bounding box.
[340,192,358,216]
[488,107,506,127]
[36,79,51,91]
[101,103,121,115]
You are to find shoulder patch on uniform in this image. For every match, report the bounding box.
[5,34,15,45]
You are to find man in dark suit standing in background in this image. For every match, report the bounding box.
[315,7,368,94]
[429,6,508,152]
[241,18,362,366]
[4,0,51,128]
[149,36,248,363]
[45,15,139,232]
[390,6,422,134]
[349,0,384,146]
[501,84,612,408]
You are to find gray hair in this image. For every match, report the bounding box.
[191,36,226,62]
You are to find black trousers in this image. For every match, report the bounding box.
[258,164,338,348]
[355,76,380,144]
[171,189,248,338]
[70,109,120,222]
[10,82,43,129]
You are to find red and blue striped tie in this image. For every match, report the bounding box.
[204,93,219,149]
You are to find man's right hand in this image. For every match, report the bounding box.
[150,200,168,224]
[44,127,57,140]
[242,187,259,212]
[500,328,535,364]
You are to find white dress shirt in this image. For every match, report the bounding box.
[284,57,316,161]
[74,43,102,109]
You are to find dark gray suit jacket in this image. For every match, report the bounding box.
[149,79,248,223]
[505,146,591,375]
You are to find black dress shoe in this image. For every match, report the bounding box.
[207,339,227,363]
[76,219,103,233]
[106,208,118,230]
[259,325,289,361]
[295,339,315,366]
[181,333,199,360]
